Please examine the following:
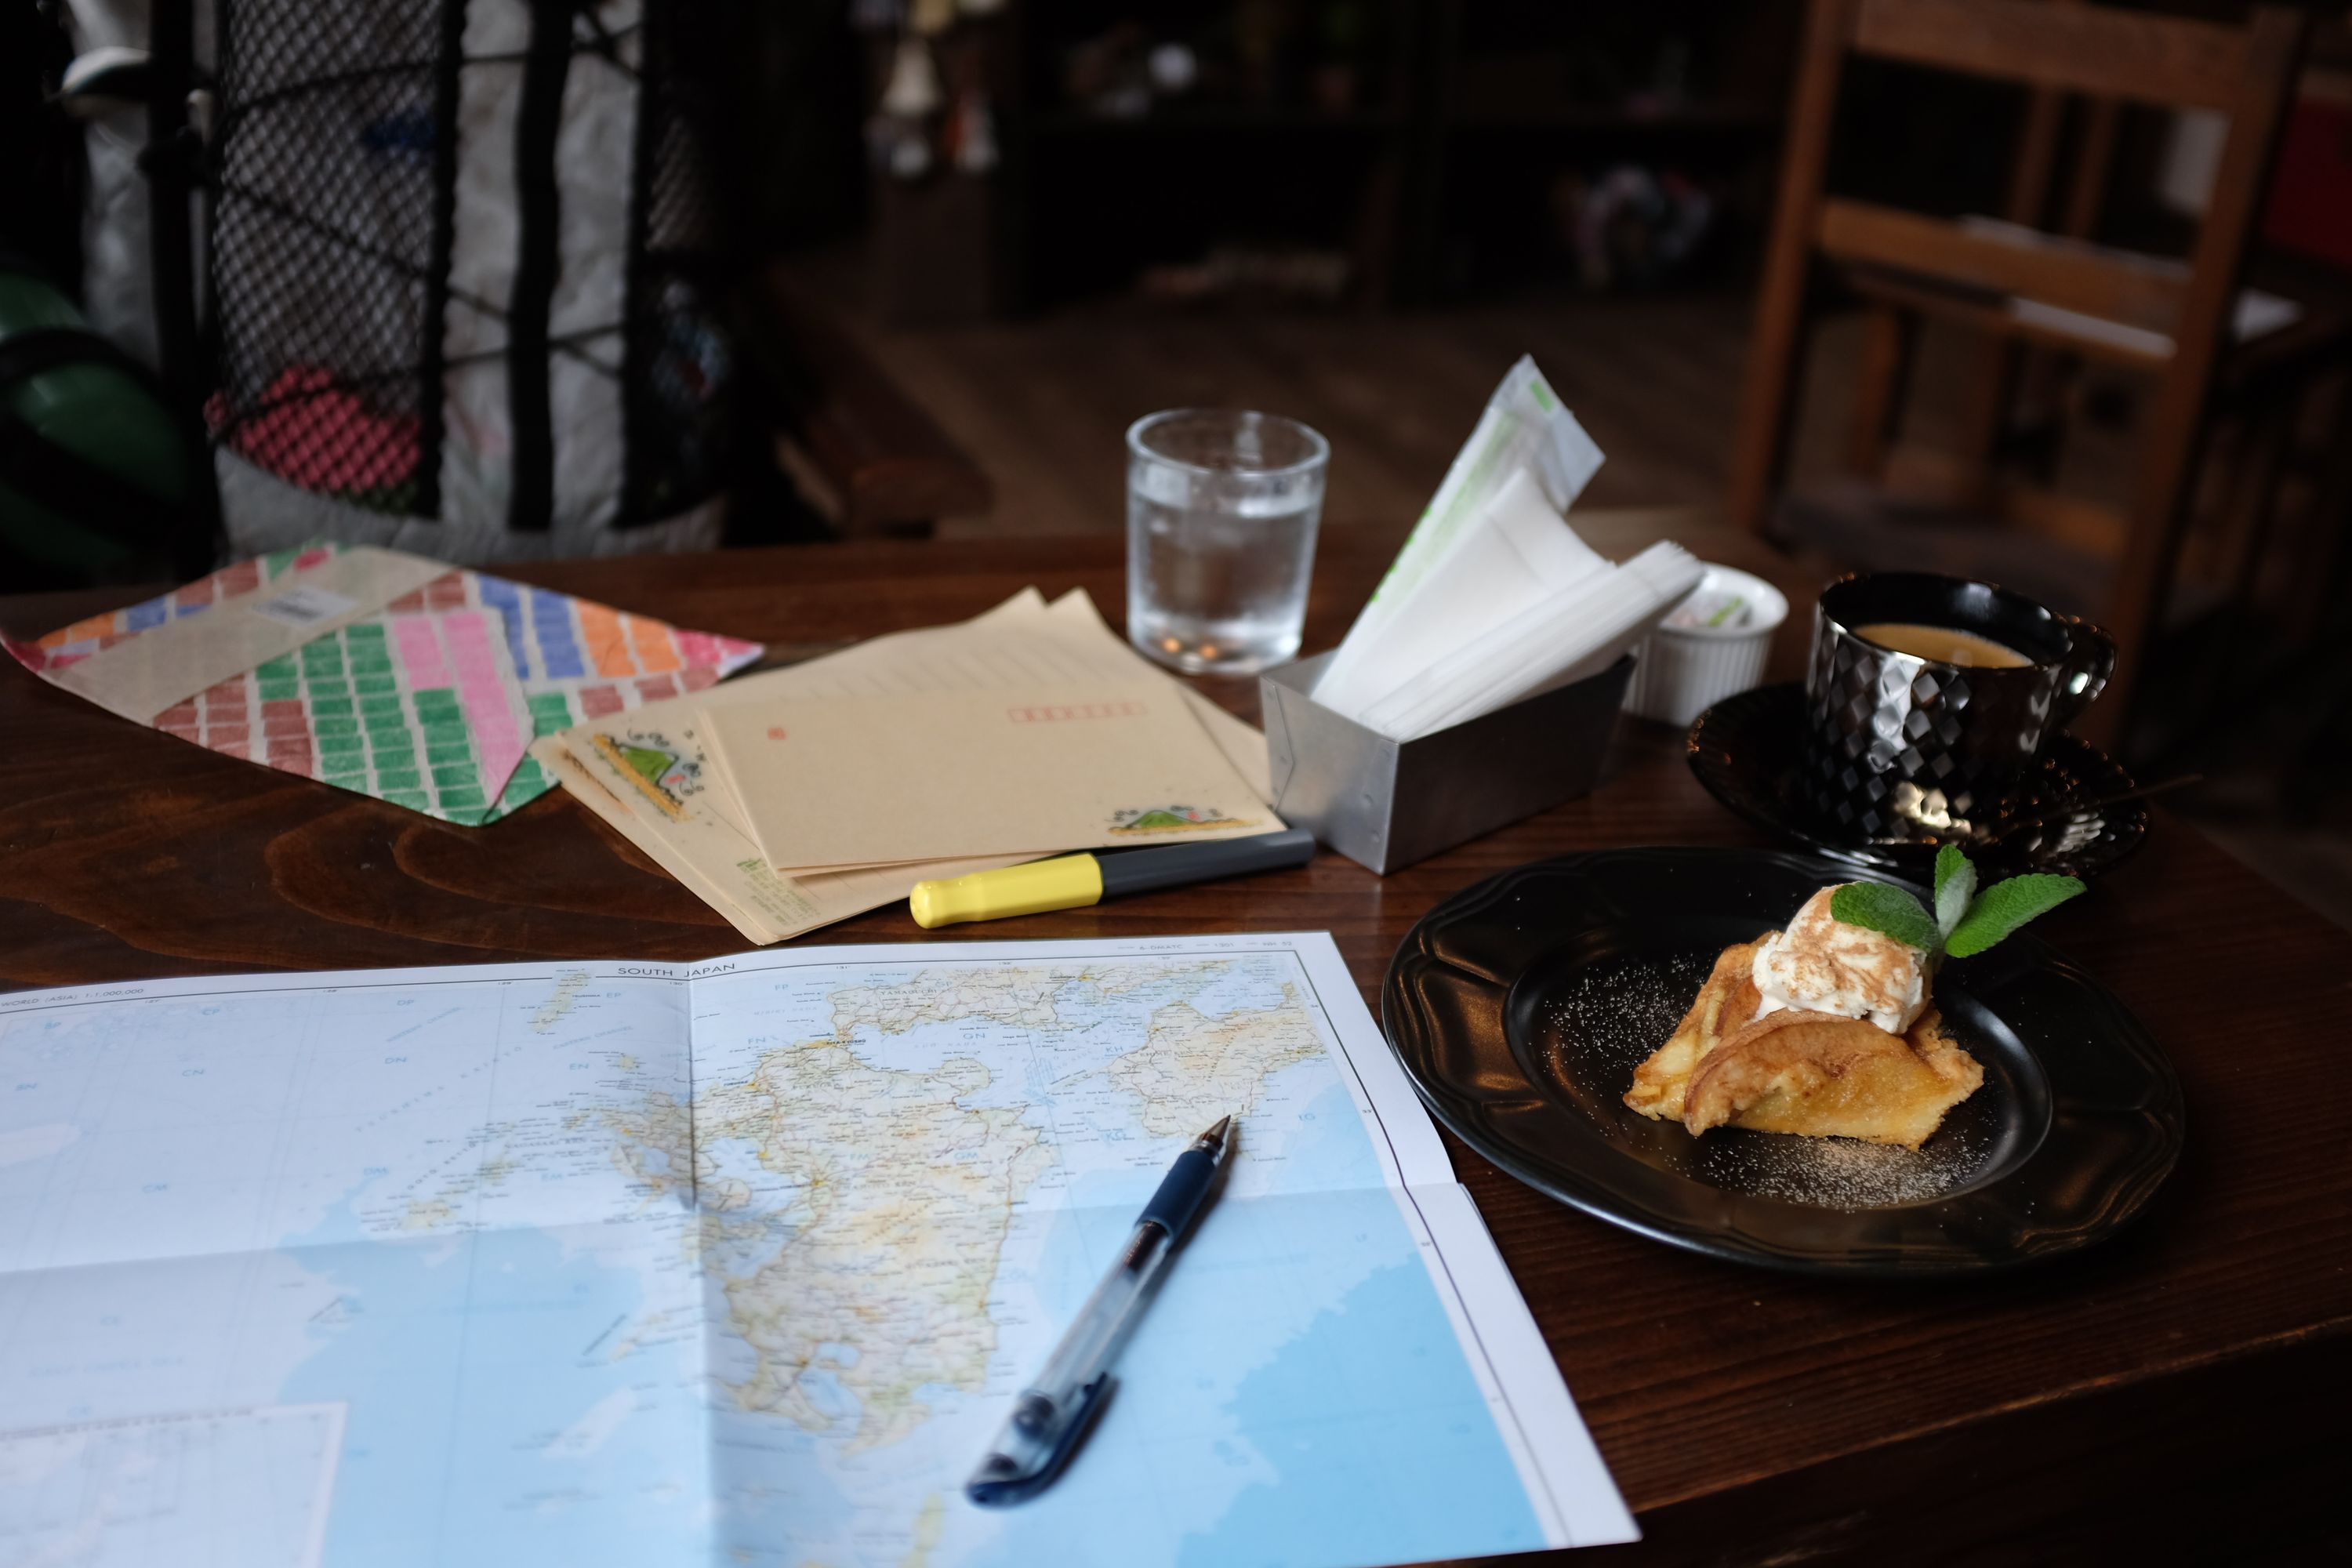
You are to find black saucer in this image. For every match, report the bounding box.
[1686,683,2147,880]
[1381,848,2182,1276]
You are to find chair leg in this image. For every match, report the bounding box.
[1944,80,2074,504]
[2217,400,2292,612]
[2285,373,2352,647]
[1844,305,1916,480]
[1726,281,1813,535]
[1726,0,1858,533]
[1955,337,2023,492]
[2083,9,2310,752]
[2085,392,2217,753]
[2159,398,2295,743]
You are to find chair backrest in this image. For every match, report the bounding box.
[1853,0,2277,111]
[1730,0,2309,531]
[1820,0,2308,338]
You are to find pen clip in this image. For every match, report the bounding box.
[964,1373,1113,1507]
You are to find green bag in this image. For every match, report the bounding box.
[0,263,201,586]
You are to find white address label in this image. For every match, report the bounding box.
[249,583,361,629]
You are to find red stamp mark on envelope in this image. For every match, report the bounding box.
[1007,702,1146,723]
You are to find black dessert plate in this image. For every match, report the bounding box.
[1686,683,2147,879]
[1382,848,2183,1276]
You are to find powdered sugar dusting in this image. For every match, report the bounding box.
[1543,951,1717,1099]
[1693,1120,1990,1209]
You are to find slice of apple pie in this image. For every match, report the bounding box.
[1624,887,1984,1151]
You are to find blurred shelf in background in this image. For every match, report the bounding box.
[858,0,1801,321]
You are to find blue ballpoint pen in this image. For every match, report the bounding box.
[966,1115,1236,1505]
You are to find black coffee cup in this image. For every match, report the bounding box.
[1802,572,2115,841]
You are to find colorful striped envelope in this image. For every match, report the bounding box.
[6,543,762,826]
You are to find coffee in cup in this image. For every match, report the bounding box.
[1802,572,2115,840]
[1845,622,2033,669]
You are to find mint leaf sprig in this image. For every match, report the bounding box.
[1828,844,2084,958]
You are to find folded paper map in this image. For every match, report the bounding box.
[5,543,763,825]
[0,933,1636,1564]
[701,681,1278,871]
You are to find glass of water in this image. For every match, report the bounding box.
[1126,409,1328,676]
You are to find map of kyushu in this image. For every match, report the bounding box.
[0,934,1632,1566]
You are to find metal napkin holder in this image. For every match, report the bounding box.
[1260,651,1635,875]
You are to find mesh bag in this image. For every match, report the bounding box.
[204,0,732,555]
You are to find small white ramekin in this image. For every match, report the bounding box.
[1624,564,1788,728]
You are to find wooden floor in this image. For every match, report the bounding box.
[800,266,2065,547]
[812,281,1757,543]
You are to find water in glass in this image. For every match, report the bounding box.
[1126,410,1326,676]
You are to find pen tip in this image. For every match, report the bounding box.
[1200,1115,1232,1149]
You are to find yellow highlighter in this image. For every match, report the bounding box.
[909,829,1316,928]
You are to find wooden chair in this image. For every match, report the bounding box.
[1726,0,2334,746]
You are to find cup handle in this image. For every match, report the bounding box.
[2051,617,2116,732]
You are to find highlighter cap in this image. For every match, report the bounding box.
[909,855,1105,928]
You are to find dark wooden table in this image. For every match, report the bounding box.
[5,535,2347,1565]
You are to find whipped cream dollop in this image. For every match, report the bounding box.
[1750,886,1929,1035]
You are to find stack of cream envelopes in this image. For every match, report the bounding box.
[535,588,1280,944]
